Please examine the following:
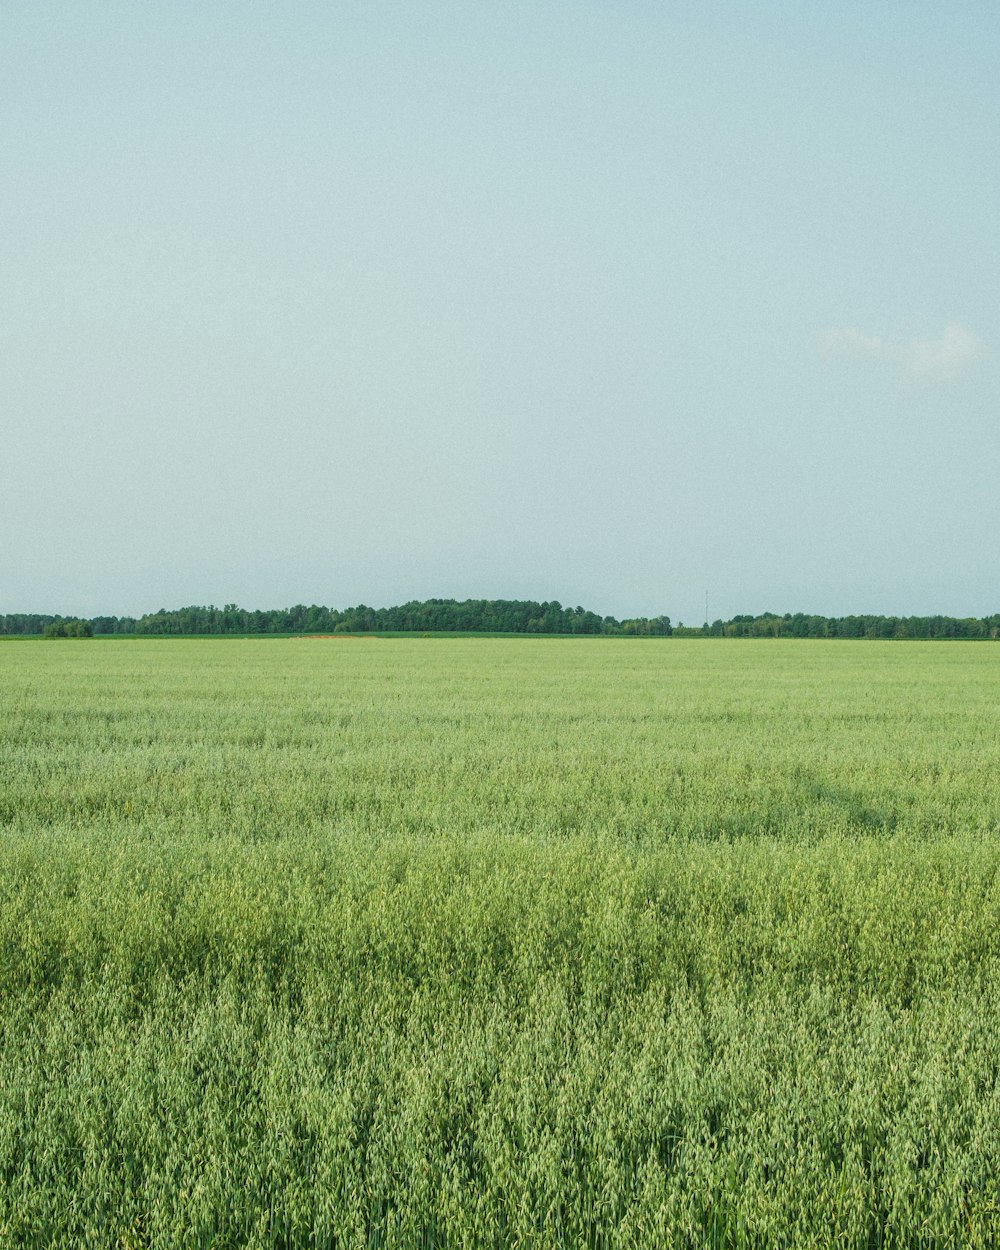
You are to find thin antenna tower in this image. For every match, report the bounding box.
[705,589,709,628]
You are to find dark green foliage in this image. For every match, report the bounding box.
[128,599,627,637]
[5,600,1000,638]
[41,619,92,638]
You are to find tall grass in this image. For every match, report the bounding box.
[2,639,1000,1247]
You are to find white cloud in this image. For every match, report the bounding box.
[906,323,983,385]
[821,322,983,386]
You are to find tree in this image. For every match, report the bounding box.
[43,619,92,638]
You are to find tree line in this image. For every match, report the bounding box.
[2,601,999,639]
[700,611,1000,639]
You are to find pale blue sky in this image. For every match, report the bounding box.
[3,2,997,621]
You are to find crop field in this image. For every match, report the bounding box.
[3,637,1000,1249]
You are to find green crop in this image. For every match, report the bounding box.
[2,639,1000,1248]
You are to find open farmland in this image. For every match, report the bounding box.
[3,638,1000,1248]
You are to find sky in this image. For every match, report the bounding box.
[2,2,998,622]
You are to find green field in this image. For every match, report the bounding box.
[3,638,1000,1248]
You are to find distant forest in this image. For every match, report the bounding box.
[3,600,1000,639]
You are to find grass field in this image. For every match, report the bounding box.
[3,638,1000,1248]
